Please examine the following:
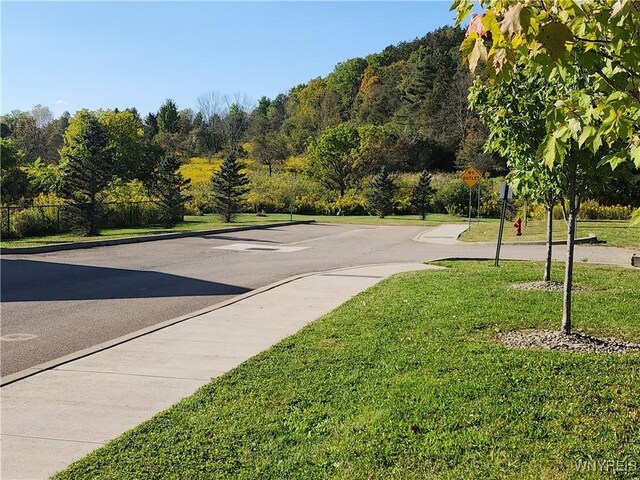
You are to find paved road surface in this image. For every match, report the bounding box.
[1,222,636,376]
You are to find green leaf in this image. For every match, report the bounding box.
[539,132,566,167]
[577,125,596,148]
[599,152,626,169]
[630,144,640,168]
[538,22,573,59]
[632,208,640,226]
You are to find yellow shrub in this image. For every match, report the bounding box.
[180,158,221,186]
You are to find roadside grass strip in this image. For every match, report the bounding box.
[54,261,640,480]
[460,218,640,249]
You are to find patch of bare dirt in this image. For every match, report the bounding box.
[509,281,585,292]
[498,329,640,354]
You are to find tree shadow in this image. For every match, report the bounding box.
[1,259,250,302]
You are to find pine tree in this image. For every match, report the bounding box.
[412,170,434,220]
[153,155,190,228]
[210,153,249,222]
[368,167,395,218]
[60,113,114,236]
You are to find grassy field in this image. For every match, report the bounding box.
[460,218,640,249]
[54,261,640,480]
[0,213,462,248]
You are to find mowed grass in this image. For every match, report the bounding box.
[54,261,640,480]
[0,213,462,248]
[460,218,640,249]
[0,214,306,247]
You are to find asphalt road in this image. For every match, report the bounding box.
[1,222,636,376]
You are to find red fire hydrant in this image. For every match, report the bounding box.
[513,218,522,236]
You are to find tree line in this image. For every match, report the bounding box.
[1,24,637,234]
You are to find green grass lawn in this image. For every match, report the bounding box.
[0,213,306,248]
[309,213,466,226]
[54,261,640,480]
[0,213,462,248]
[460,218,640,249]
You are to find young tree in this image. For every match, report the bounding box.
[306,123,360,198]
[411,170,434,220]
[454,0,640,333]
[368,167,396,218]
[469,69,562,283]
[59,111,114,236]
[253,132,288,176]
[210,153,249,222]
[152,155,189,228]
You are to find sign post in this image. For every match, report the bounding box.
[460,166,482,228]
[495,183,513,267]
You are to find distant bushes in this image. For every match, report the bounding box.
[430,173,502,217]
[529,200,633,221]
[1,192,161,238]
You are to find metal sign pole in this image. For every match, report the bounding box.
[477,185,480,224]
[495,184,509,267]
[468,187,472,228]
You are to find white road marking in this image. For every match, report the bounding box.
[1,334,37,342]
[213,243,309,253]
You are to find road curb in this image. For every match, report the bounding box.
[499,233,598,246]
[0,220,315,255]
[0,261,418,387]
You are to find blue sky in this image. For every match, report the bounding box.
[2,1,462,117]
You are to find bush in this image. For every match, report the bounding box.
[578,200,633,220]
[10,207,57,237]
[103,202,160,228]
[184,184,213,215]
[528,200,632,221]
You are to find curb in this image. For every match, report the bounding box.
[499,233,598,246]
[0,220,315,255]
[0,261,420,387]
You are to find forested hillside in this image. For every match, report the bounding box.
[1,25,637,238]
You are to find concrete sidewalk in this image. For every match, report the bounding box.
[415,224,469,244]
[0,262,438,480]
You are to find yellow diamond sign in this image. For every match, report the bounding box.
[460,166,482,188]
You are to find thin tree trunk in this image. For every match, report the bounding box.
[562,205,576,334]
[545,204,553,282]
[562,161,578,335]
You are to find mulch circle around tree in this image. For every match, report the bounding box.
[498,329,640,354]
[509,281,586,292]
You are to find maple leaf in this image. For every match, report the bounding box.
[468,36,488,72]
[468,13,486,37]
[492,48,507,71]
[500,3,524,37]
[538,22,573,59]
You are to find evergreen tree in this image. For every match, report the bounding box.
[153,155,190,228]
[60,112,114,236]
[157,99,179,134]
[368,167,395,218]
[412,170,434,220]
[210,153,249,222]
